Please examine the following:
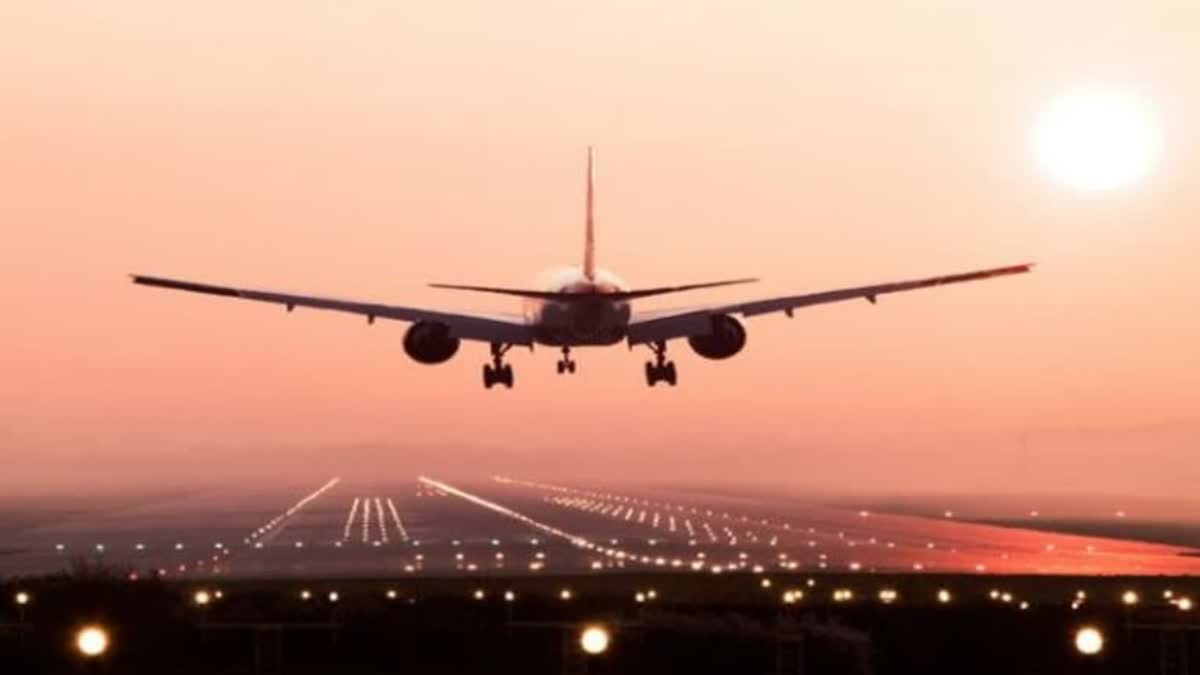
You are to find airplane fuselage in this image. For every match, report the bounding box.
[525,267,631,346]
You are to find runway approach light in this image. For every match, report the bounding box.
[193,590,211,606]
[503,590,516,603]
[76,625,110,658]
[15,591,30,606]
[1121,590,1139,606]
[878,589,898,604]
[579,625,610,655]
[1177,597,1194,612]
[299,589,312,601]
[1074,626,1104,656]
[327,591,339,603]
[937,589,952,604]
[559,589,573,601]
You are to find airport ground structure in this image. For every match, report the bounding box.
[5,476,1200,673]
[3,569,1200,674]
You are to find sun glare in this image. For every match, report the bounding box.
[1033,84,1162,192]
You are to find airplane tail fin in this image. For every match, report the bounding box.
[583,146,596,281]
[429,147,759,302]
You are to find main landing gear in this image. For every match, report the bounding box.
[556,346,577,375]
[644,341,677,387]
[482,342,514,389]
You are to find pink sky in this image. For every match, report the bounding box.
[2,2,1198,494]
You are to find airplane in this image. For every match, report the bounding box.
[132,148,1032,389]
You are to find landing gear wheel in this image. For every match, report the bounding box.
[645,361,657,386]
[567,361,576,374]
[664,361,677,386]
[556,361,565,374]
[483,342,515,389]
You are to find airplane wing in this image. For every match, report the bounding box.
[626,263,1033,345]
[131,275,536,345]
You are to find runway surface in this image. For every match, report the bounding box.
[3,476,1200,579]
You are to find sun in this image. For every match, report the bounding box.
[1033,84,1162,192]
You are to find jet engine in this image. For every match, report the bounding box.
[403,321,461,364]
[686,315,746,360]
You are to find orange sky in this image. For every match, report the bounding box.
[2,2,1198,495]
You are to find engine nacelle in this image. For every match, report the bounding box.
[687,315,746,360]
[403,321,461,364]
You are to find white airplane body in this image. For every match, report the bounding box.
[134,149,1032,388]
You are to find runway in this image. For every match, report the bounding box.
[3,476,1199,579]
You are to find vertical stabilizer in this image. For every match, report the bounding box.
[583,146,596,281]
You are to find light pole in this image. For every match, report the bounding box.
[194,589,212,641]
[14,591,30,624]
[577,624,611,675]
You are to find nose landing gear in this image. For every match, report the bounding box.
[644,341,677,387]
[556,346,577,374]
[482,342,514,389]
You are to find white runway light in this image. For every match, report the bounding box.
[76,626,110,658]
[580,625,610,655]
[1074,626,1104,656]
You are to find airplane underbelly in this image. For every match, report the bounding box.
[535,300,630,346]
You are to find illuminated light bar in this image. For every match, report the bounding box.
[382,498,409,542]
[418,476,659,567]
[374,498,389,544]
[248,477,341,547]
[361,496,371,543]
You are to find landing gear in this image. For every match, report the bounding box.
[483,342,514,389]
[556,346,577,375]
[644,341,677,387]
[483,364,513,388]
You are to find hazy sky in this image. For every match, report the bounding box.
[2,2,1198,494]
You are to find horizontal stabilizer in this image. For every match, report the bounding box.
[429,278,758,302]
